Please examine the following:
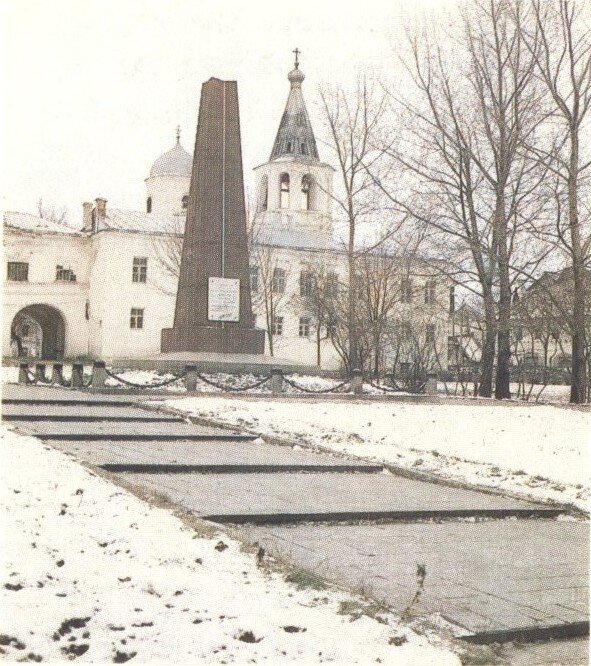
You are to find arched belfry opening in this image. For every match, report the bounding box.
[11,304,65,359]
[301,174,312,210]
[280,173,290,208]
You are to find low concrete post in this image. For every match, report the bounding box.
[35,363,48,383]
[51,363,64,385]
[18,363,29,384]
[425,373,438,396]
[350,368,363,395]
[270,368,283,395]
[71,363,84,388]
[92,361,107,388]
[185,365,198,391]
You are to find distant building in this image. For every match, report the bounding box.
[3,60,452,371]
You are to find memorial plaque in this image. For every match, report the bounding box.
[208,277,240,322]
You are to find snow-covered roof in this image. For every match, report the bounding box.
[3,211,82,235]
[254,224,342,252]
[97,209,186,235]
[149,140,192,178]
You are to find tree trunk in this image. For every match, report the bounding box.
[568,133,587,404]
[348,249,359,372]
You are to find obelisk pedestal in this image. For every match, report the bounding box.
[161,77,265,355]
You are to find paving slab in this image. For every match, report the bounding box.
[2,403,182,422]
[242,521,589,640]
[119,471,554,522]
[49,438,382,473]
[2,384,143,405]
[16,420,253,441]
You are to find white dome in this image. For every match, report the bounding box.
[149,140,192,177]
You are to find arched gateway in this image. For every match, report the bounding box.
[10,304,65,359]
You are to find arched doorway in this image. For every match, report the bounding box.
[11,305,65,359]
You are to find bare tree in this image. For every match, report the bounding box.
[379,0,547,398]
[318,78,396,372]
[524,0,591,403]
[37,198,68,225]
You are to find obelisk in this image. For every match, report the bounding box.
[161,78,265,355]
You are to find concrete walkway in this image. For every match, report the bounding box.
[2,383,588,663]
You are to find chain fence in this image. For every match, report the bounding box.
[282,375,351,394]
[104,369,186,389]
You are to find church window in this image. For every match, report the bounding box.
[296,113,305,127]
[130,308,144,329]
[280,173,290,209]
[249,266,259,293]
[181,195,189,209]
[132,257,148,283]
[449,286,455,314]
[286,141,292,153]
[272,267,286,293]
[146,197,152,213]
[301,174,312,210]
[424,278,436,305]
[56,265,76,282]
[299,270,315,297]
[85,301,90,321]
[7,262,29,282]
[299,317,311,338]
[271,315,284,336]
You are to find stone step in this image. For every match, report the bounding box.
[121,471,551,521]
[2,404,182,422]
[18,420,254,442]
[244,520,589,643]
[49,438,379,470]
[101,463,383,474]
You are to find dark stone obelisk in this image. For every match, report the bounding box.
[161,78,265,355]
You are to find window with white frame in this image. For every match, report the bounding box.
[424,278,436,305]
[130,308,144,329]
[299,270,314,297]
[132,257,147,283]
[299,317,311,338]
[272,267,286,293]
[249,266,259,293]
[426,323,436,345]
[7,262,28,282]
[325,271,339,297]
[401,277,413,303]
[271,315,284,336]
[56,265,76,282]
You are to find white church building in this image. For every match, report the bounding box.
[3,60,452,371]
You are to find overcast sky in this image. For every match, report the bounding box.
[1,0,453,223]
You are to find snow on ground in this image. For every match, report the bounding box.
[0,426,459,665]
[165,396,590,512]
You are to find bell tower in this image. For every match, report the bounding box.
[253,51,334,236]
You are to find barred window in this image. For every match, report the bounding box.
[249,266,259,293]
[7,262,29,282]
[130,308,144,329]
[299,317,311,338]
[146,197,152,213]
[132,257,147,283]
[299,270,314,297]
[301,174,312,210]
[271,315,284,336]
[56,265,76,282]
[424,279,436,305]
[181,195,189,209]
[272,267,286,293]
